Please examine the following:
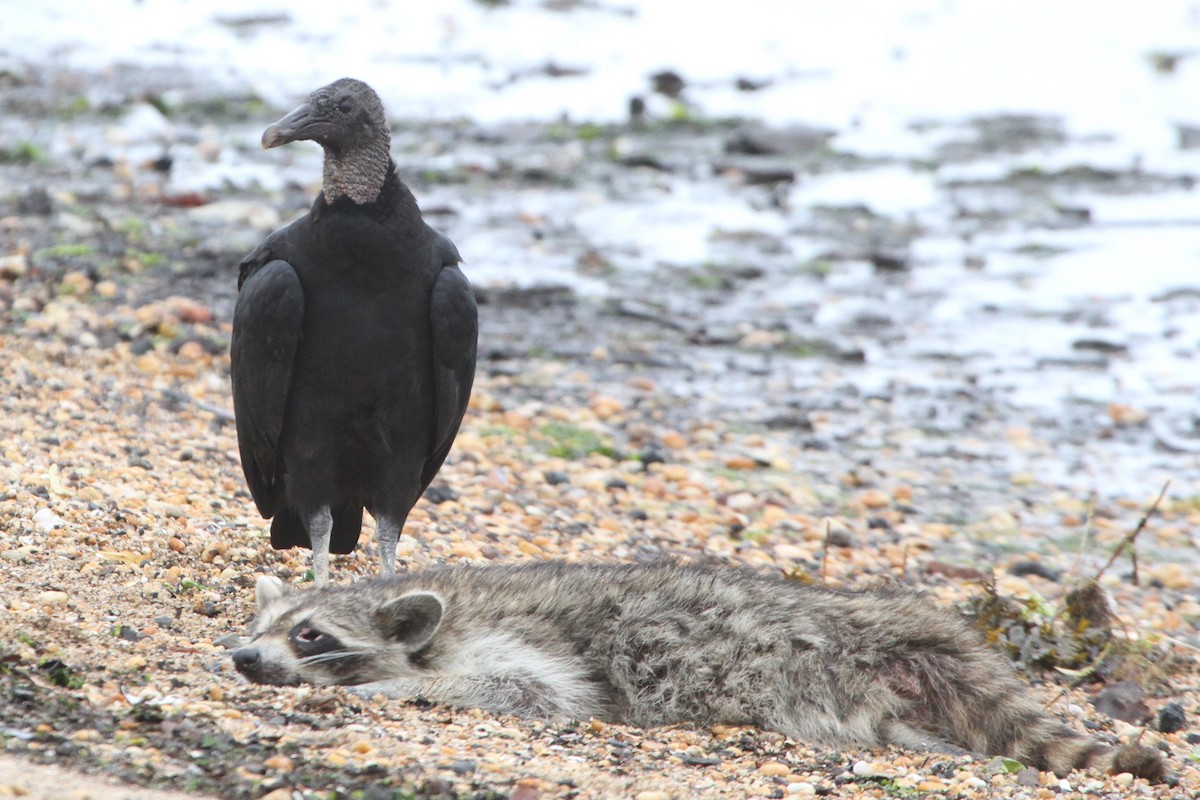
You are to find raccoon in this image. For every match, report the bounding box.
[232,561,1166,781]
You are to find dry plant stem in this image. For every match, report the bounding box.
[1041,687,1069,711]
[1094,480,1170,583]
[160,389,236,423]
[1072,490,1098,578]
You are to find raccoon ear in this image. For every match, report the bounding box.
[374,591,444,647]
[255,575,286,610]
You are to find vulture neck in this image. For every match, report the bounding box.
[321,134,392,205]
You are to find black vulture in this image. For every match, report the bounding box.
[231,78,477,585]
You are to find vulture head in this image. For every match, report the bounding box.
[263,78,392,204]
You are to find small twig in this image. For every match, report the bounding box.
[1041,686,1069,711]
[160,388,236,423]
[1094,480,1170,583]
[1158,633,1200,655]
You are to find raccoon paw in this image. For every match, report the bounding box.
[1111,743,1166,783]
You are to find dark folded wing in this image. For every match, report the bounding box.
[231,259,304,517]
[422,256,478,490]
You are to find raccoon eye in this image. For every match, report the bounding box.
[293,626,325,644]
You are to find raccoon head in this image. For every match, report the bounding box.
[231,575,447,687]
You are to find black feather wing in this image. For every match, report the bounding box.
[231,257,304,517]
[422,240,478,491]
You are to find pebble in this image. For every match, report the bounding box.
[859,489,890,509]
[758,762,789,777]
[851,761,877,777]
[634,792,669,800]
[785,783,815,796]
[37,590,69,606]
[33,508,65,532]
[258,789,296,800]
[263,755,294,772]
[0,252,29,277]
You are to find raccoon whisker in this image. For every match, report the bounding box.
[297,648,371,667]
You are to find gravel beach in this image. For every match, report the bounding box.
[1,25,1199,800]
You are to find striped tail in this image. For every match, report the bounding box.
[1006,718,1165,781]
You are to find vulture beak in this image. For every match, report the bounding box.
[262,100,322,149]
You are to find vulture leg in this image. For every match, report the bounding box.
[375,515,402,576]
[307,507,334,586]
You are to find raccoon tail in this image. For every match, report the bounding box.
[1000,717,1166,782]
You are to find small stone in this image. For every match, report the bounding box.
[724,455,759,470]
[33,508,65,532]
[1112,772,1134,787]
[634,793,669,800]
[724,492,757,511]
[1015,767,1040,787]
[786,783,816,796]
[660,431,687,450]
[263,755,293,772]
[1093,681,1150,724]
[168,537,186,553]
[0,252,28,277]
[37,590,69,606]
[859,489,890,509]
[258,789,296,800]
[851,761,876,777]
[759,761,790,777]
[125,655,147,671]
[1157,701,1187,733]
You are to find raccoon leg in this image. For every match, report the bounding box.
[881,720,971,756]
[307,507,333,586]
[351,674,603,720]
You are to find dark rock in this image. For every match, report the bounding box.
[17,188,52,216]
[1007,560,1061,582]
[650,70,685,98]
[543,470,570,486]
[423,485,457,505]
[1157,701,1187,734]
[115,625,144,642]
[825,529,854,548]
[679,754,722,766]
[605,478,628,491]
[640,449,665,466]
[1016,767,1041,787]
[1093,681,1151,724]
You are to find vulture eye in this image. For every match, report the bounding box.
[336,98,354,115]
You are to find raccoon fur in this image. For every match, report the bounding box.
[231,561,1166,781]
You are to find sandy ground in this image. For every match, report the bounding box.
[0,754,207,800]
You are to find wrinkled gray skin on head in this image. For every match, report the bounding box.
[261,77,392,205]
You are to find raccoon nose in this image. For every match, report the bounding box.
[232,647,261,674]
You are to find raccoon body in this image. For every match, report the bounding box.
[232,561,1166,781]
